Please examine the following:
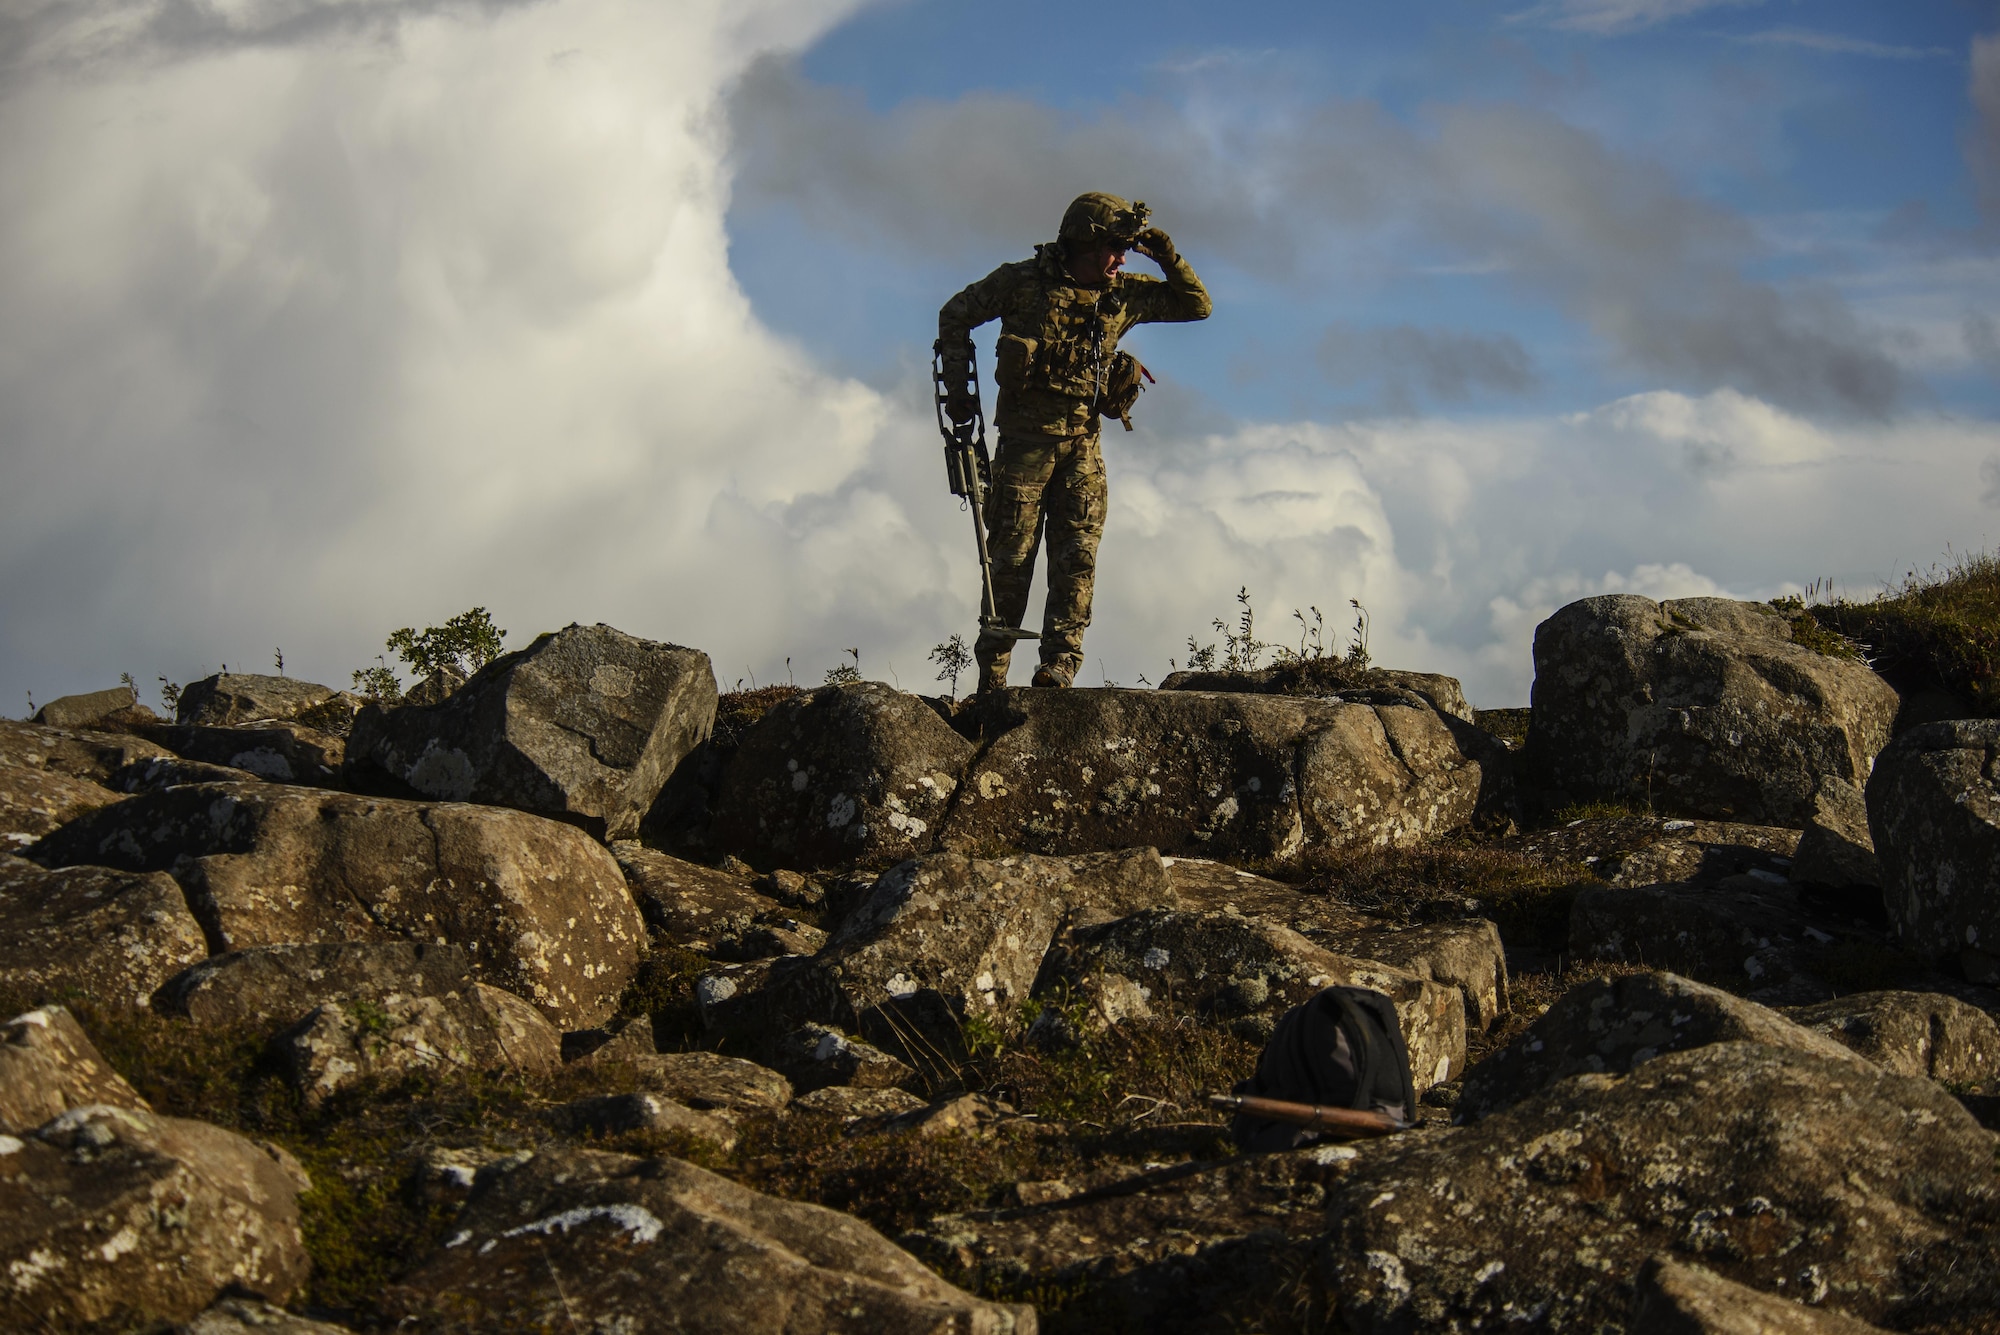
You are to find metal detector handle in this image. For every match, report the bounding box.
[932,342,1035,642]
[1207,1093,1401,1138]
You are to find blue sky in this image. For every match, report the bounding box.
[3,0,2000,710]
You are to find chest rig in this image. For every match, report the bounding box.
[994,248,1128,404]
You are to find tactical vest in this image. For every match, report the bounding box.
[991,248,1128,405]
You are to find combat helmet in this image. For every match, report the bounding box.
[1059,192,1150,251]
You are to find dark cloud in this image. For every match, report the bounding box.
[1971,33,2000,227]
[726,58,1906,417]
[1320,323,1539,411]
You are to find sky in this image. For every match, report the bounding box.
[3,0,2000,713]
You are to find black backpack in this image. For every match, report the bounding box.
[1230,985,1418,1152]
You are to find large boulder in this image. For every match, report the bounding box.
[1321,1042,2000,1333]
[277,985,561,1103]
[1789,776,1879,891]
[940,687,1492,862]
[346,623,716,840]
[35,783,644,1028]
[0,719,176,844]
[1867,718,2000,981]
[133,721,345,787]
[0,859,208,1008]
[1159,660,1475,723]
[1630,1256,1891,1334]
[1567,880,1844,1005]
[0,763,119,846]
[156,941,487,1029]
[609,840,792,954]
[1786,990,2000,1087]
[1037,909,1466,1091]
[0,1005,150,1133]
[1526,595,1898,825]
[711,682,975,870]
[700,849,1175,1066]
[33,684,139,730]
[2,1104,309,1328]
[175,673,340,727]
[1458,971,1868,1122]
[380,1147,1035,1333]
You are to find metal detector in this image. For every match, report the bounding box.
[933,342,1036,643]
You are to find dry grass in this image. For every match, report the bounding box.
[1803,548,2000,710]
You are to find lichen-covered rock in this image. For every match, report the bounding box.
[609,840,786,951]
[1037,909,1465,1091]
[1593,822,1800,887]
[133,721,345,787]
[346,623,716,840]
[0,716,175,787]
[1343,919,1509,1031]
[1630,1255,1891,1334]
[770,1023,916,1093]
[903,1147,1366,1335]
[1322,1042,2000,1333]
[179,1296,360,1334]
[155,941,483,1030]
[1458,971,1868,1122]
[0,859,207,1008]
[712,681,975,871]
[380,1147,1036,1333]
[277,984,560,1102]
[175,673,340,727]
[2,1104,309,1328]
[0,1005,150,1133]
[550,1092,738,1148]
[792,1085,927,1121]
[1790,776,1879,890]
[1526,595,1898,825]
[33,685,139,730]
[114,755,266,792]
[940,688,1491,862]
[704,850,1175,1068]
[1567,880,1843,1004]
[1158,662,1475,723]
[1867,718,2000,981]
[0,764,120,845]
[577,1040,793,1116]
[1786,990,2000,1088]
[36,783,644,1028]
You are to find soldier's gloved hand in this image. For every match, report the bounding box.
[946,391,977,425]
[1133,227,1177,265]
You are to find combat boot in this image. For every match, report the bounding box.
[1031,657,1077,689]
[976,655,1010,694]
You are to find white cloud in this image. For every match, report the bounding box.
[1508,0,1763,36]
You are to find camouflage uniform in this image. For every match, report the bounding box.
[937,193,1211,688]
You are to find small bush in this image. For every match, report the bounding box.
[1802,550,2000,710]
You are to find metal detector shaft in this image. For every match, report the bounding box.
[933,342,1036,642]
[1207,1094,1401,1138]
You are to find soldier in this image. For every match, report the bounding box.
[937,192,1211,691]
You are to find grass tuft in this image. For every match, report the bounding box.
[1799,549,2000,709]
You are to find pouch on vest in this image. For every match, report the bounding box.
[1229,985,1417,1152]
[994,334,1038,393]
[1098,351,1152,431]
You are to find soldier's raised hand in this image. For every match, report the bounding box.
[1133,227,1176,266]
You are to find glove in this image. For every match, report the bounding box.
[1134,227,1177,266]
[946,392,977,426]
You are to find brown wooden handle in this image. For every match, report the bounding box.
[1208,1094,1400,1137]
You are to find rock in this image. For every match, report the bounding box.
[706,849,1176,1068]
[1867,718,2000,980]
[712,681,974,870]
[1038,909,1466,1091]
[610,840,784,951]
[154,942,486,1030]
[176,673,340,727]
[1322,1041,2000,1333]
[1630,1255,1891,1333]
[115,755,266,792]
[2,1104,309,1327]
[401,667,465,709]
[35,782,644,1028]
[1786,990,2000,1087]
[346,623,717,840]
[33,685,137,729]
[379,1146,1036,1333]
[1458,971,1869,1122]
[578,1041,794,1116]
[941,687,1492,862]
[886,1092,1015,1137]
[1568,880,1850,1005]
[551,1092,737,1148]
[761,867,827,909]
[134,722,345,787]
[277,985,560,1102]
[903,1148,1364,1335]
[1790,776,1880,890]
[1593,821,1800,887]
[0,1005,149,1133]
[0,716,175,786]
[792,1085,928,1120]
[770,1023,917,1093]
[179,1297,360,1333]
[0,765,120,845]
[1158,661,1476,723]
[1526,595,1899,825]
[1344,919,1509,1031]
[0,859,208,1008]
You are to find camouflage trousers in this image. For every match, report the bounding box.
[975,428,1107,683]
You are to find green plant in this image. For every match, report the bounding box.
[1215,586,1269,671]
[156,676,181,714]
[824,648,862,685]
[929,633,972,699]
[385,607,507,682]
[350,656,403,704]
[1800,548,2000,709]
[274,647,286,675]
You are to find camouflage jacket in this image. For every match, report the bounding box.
[938,242,1211,437]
